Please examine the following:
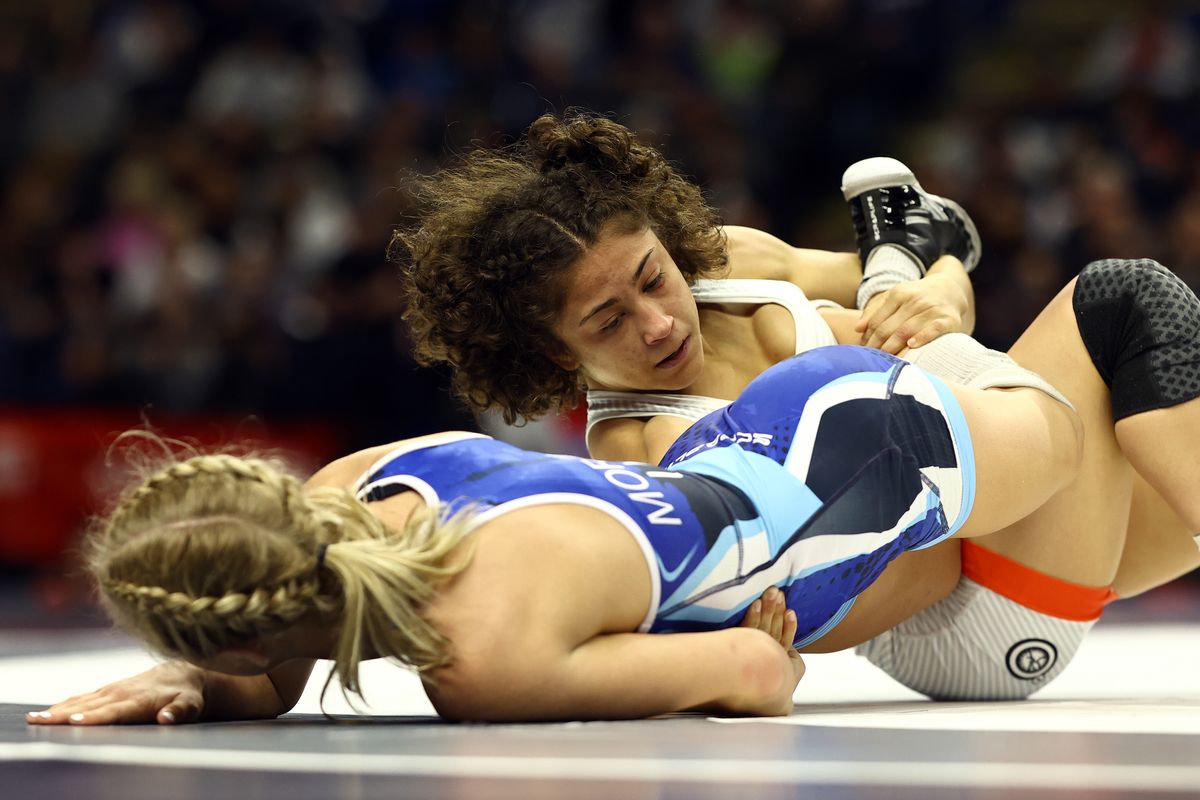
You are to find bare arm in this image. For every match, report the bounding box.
[427,626,803,722]
[26,658,315,726]
[723,227,976,354]
[207,659,315,719]
[724,225,860,307]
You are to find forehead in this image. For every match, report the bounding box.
[567,226,659,298]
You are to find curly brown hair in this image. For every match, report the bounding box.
[391,112,728,424]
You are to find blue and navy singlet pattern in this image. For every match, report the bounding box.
[355,346,975,647]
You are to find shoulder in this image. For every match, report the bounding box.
[421,503,640,720]
[722,225,794,282]
[304,432,485,490]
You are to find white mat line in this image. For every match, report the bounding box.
[2,743,1200,791]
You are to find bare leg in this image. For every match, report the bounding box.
[948,380,1085,541]
[1113,471,1200,597]
[970,278,1134,587]
[813,540,962,653]
[1115,396,1200,533]
[936,271,1200,593]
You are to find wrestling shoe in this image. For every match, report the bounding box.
[841,156,981,275]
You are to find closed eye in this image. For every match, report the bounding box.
[645,272,664,291]
[601,313,624,333]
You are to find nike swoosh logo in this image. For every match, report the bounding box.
[658,545,698,582]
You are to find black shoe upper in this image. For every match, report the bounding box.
[847,185,975,273]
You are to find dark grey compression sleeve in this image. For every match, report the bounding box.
[1072,258,1200,420]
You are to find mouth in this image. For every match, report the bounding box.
[656,335,691,368]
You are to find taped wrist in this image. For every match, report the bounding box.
[856,244,924,309]
[904,332,1074,409]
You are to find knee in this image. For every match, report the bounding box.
[1074,258,1200,418]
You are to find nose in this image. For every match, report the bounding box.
[641,305,674,345]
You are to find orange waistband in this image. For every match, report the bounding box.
[961,540,1118,622]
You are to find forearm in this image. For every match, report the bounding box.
[200,658,314,720]
[925,255,976,334]
[434,628,796,722]
[558,628,792,719]
[200,671,290,720]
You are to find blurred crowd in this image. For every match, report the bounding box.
[1,0,1199,451]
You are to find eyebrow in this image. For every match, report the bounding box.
[578,248,656,327]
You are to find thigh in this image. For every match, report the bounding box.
[947,378,1087,542]
[806,539,962,653]
[963,279,1133,585]
[1115,395,1200,532]
[1113,470,1200,597]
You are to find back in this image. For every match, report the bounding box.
[353,433,765,635]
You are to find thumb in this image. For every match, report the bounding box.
[158,694,204,725]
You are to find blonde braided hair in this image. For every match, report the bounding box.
[89,439,475,703]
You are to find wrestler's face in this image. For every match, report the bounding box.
[551,224,704,392]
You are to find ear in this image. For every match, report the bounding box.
[545,344,580,372]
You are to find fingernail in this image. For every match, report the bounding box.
[69,713,85,723]
[160,710,176,723]
[36,711,52,719]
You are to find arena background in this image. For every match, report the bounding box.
[1,0,1198,627]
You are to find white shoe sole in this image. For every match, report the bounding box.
[841,156,919,199]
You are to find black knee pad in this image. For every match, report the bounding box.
[1073,258,1200,420]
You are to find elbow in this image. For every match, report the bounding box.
[732,630,795,711]
[424,662,484,722]
[424,654,531,722]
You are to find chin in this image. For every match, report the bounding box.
[674,352,705,389]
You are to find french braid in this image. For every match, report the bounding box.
[89,438,476,705]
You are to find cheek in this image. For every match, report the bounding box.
[577,333,651,381]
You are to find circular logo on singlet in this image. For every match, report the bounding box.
[1006,638,1058,680]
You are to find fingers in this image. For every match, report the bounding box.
[740,587,798,649]
[862,305,958,353]
[157,695,203,725]
[902,317,950,350]
[859,295,905,347]
[855,294,887,333]
[739,599,763,630]
[26,690,109,725]
[781,606,798,650]
[26,685,203,727]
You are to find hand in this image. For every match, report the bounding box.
[25,661,207,726]
[856,272,968,354]
[740,586,805,714]
[740,585,797,649]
